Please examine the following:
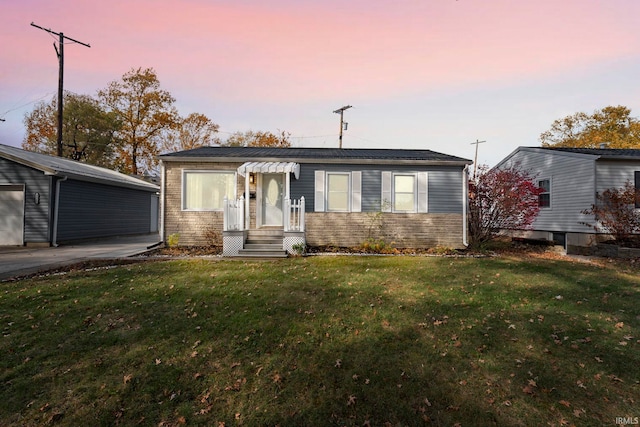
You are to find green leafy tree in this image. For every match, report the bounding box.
[23,92,119,168]
[161,112,220,153]
[99,67,179,175]
[224,130,291,148]
[540,105,640,149]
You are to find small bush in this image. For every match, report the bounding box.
[167,233,180,248]
[360,238,398,254]
[290,242,306,256]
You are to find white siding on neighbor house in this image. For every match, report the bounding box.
[499,149,595,233]
[595,161,640,194]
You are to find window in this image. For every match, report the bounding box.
[381,172,428,213]
[327,173,350,211]
[538,179,551,208]
[182,171,235,211]
[314,171,361,212]
[393,174,416,211]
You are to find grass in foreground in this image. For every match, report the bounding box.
[1,255,639,426]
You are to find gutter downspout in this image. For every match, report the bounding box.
[52,175,67,247]
[462,166,469,247]
[159,161,166,242]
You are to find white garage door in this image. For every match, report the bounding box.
[0,185,25,245]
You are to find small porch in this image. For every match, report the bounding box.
[222,161,306,257]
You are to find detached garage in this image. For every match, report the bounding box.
[0,143,159,247]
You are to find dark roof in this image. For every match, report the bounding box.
[0,143,159,192]
[159,146,472,165]
[536,147,640,160]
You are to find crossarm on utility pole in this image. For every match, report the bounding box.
[470,139,487,180]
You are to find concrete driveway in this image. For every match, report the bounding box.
[0,233,162,281]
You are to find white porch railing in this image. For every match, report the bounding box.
[223,196,245,231]
[284,197,305,232]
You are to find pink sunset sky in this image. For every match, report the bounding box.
[1,0,639,167]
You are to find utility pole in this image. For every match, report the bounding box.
[333,105,352,148]
[31,22,90,157]
[470,139,486,179]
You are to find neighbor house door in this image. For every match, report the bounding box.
[260,173,284,226]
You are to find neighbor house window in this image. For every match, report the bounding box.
[327,172,350,211]
[182,170,236,211]
[381,171,428,213]
[538,178,551,208]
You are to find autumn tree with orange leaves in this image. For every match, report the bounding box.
[161,112,221,154]
[23,92,120,168]
[540,105,640,149]
[225,130,291,148]
[99,67,179,175]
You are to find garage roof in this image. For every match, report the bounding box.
[0,143,159,192]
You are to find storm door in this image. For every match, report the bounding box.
[260,173,284,226]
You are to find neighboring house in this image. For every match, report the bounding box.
[0,143,160,246]
[495,147,640,251]
[158,146,472,256]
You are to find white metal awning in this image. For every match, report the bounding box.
[237,162,300,179]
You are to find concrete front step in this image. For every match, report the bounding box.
[237,248,288,258]
[244,243,283,250]
[238,228,287,258]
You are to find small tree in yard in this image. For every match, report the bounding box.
[581,181,640,244]
[468,165,543,247]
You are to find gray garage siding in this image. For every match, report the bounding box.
[0,157,52,243]
[291,164,464,213]
[56,179,153,242]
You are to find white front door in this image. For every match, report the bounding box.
[261,174,284,226]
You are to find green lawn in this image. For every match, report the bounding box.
[1,255,638,426]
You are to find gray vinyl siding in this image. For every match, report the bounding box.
[56,179,152,242]
[595,161,640,193]
[291,164,464,213]
[499,150,595,233]
[0,157,52,243]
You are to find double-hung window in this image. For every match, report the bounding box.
[314,171,361,212]
[393,174,416,212]
[381,172,428,213]
[182,170,236,211]
[538,178,551,208]
[327,173,350,211]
